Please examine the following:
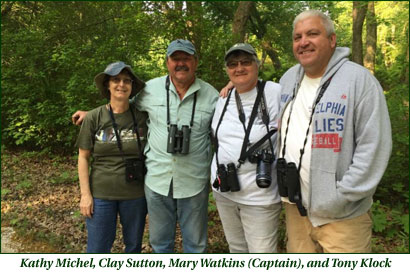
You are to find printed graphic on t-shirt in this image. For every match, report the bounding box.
[95,128,144,144]
[312,100,346,152]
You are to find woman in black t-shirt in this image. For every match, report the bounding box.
[76,61,148,253]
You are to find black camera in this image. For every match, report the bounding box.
[212,163,240,192]
[276,157,301,203]
[167,124,190,154]
[125,158,146,183]
[248,149,274,188]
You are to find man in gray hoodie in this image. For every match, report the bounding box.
[277,10,392,253]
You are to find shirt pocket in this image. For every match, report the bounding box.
[148,100,167,127]
[195,106,214,131]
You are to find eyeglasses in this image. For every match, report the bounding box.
[226,59,254,69]
[110,77,133,85]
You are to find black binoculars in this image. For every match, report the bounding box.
[167,124,190,154]
[249,149,274,188]
[213,163,240,192]
[276,158,302,203]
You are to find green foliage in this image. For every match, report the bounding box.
[1,2,152,152]
[1,2,409,251]
[49,171,78,185]
[1,188,12,197]
[372,200,409,252]
[10,216,30,231]
[372,201,389,233]
[16,179,33,191]
[375,82,409,208]
[208,193,218,213]
[4,1,406,155]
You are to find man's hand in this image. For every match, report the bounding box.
[220,81,234,98]
[72,110,87,125]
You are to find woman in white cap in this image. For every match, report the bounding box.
[76,61,148,253]
[211,44,282,253]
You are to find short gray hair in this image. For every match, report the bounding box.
[293,10,335,37]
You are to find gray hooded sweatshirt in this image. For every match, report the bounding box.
[278,47,392,226]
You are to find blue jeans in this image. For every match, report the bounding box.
[144,184,208,253]
[86,197,147,253]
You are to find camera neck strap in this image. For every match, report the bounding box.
[235,81,275,157]
[108,104,144,160]
[214,80,273,168]
[281,74,334,172]
[237,80,273,167]
[213,88,234,168]
[166,75,197,129]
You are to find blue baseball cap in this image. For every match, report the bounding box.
[94,61,145,99]
[166,39,196,57]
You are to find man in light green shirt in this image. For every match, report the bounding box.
[134,40,218,253]
[136,76,217,198]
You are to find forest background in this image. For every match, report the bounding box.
[1,1,409,253]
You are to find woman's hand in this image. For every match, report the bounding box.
[80,193,94,218]
[219,81,234,98]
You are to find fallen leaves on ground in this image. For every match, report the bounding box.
[1,149,229,253]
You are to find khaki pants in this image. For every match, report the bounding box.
[285,203,372,253]
[214,191,282,253]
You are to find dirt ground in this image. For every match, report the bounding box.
[1,227,20,253]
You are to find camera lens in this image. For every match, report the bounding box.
[256,162,271,188]
[256,150,273,188]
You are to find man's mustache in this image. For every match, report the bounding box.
[175,66,189,71]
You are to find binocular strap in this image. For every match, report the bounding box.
[107,104,144,162]
[165,75,197,128]
[280,73,336,216]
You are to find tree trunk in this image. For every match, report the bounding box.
[261,40,281,70]
[232,1,254,43]
[352,1,367,65]
[186,1,203,58]
[248,4,281,70]
[364,1,377,74]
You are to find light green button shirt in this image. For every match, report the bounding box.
[134,75,218,198]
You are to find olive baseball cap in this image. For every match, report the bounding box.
[94,61,145,99]
[224,43,257,60]
[166,39,196,57]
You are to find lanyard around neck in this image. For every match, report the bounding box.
[107,104,144,159]
[281,75,334,172]
[214,88,234,167]
[166,76,197,128]
[234,91,247,133]
[234,83,274,157]
[214,80,273,168]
